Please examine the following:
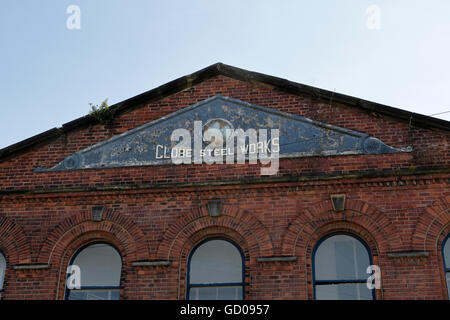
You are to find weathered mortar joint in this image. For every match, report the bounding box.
[257,256,297,263]
[13,264,50,270]
[386,251,429,258]
[131,260,171,267]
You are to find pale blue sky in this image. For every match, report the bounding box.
[1,0,449,149]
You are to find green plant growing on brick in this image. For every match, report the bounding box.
[89,99,116,126]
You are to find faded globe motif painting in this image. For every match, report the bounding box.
[202,118,234,149]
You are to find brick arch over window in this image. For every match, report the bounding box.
[37,208,150,265]
[306,222,380,257]
[304,221,383,300]
[156,204,274,261]
[281,198,402,256]
[0,216,31,264]
[176,226,252,300]
[412,196,450,252]
[54,230,129,300]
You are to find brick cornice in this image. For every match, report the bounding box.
[0,170,449,201]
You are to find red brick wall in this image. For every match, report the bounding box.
[0,75,449,299]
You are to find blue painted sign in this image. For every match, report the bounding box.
[35,95,411,172]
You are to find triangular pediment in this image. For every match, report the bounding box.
[36,95,411,172]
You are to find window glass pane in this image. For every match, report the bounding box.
[189,287,198,300]
[189,288,198,300]
[189,286,242,300]
[68,289,120,300]
[315,283,373,300]
[0,252,5,291]
[444,237,450,268]
[335,240,355,279]
[315,235,370,280]
[446,273,450,299]
[190,287,216,300]
[189,240,242,284]
[218,286,242,300]
[0,252,5,298]
[71,243,121,287]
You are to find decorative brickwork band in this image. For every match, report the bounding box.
[0,216,32,265]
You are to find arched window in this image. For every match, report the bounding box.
[0,251,6,299]
[313,233,374,300]
[66,242,122,300]
[187,238,244,300]
[443,235,450,299]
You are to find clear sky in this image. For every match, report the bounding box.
[1,0,449,149]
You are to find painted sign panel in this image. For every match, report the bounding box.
[35,95,411,172]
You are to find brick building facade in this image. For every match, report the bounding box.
[0,63,449,300]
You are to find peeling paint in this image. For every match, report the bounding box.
[35,95,412,172]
